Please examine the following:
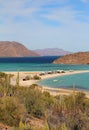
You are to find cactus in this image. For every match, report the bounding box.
[72,84,76,111]
[16,71,20,87]
[3,74,10,97]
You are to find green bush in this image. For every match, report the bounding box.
[33,75,41,80]
[25,88,45,118]
[25,76,30,80]
[0,72,7,78]
[0,75,89,130]
[0,96,26,126]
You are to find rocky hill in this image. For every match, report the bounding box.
[0,41,38,57]
[34,48,71,56]
[53,52,89,64]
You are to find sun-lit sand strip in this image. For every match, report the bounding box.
[42,86,89,98]
[41,70,89,80]
[5,70,89,97]
[5,71,40,86]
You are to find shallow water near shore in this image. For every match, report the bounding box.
[38,72,89,90]
[0,62,89,71]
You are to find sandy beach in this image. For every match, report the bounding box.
[5,70,89,97]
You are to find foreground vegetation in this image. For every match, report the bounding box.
[0,72,89,130]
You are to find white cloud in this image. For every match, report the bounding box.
[0,0,67,16]
[80,0,89,3]
[0,0,37,17]
[42,6,79,25]
[0,0,69,27]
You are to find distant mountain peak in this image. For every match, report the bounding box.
[34,48,71,56]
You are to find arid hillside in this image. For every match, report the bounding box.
[0,41,38,57]
[53,52,89,64]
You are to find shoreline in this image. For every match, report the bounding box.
[41,85,89,97]
[5,70,89,97]
[39,70,89,97]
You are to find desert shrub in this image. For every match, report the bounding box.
[12,86,54,119]
[0,72,7,78]
[0,96,26,126]
[12,127,33,130]
[25,76,30,80]
[44,92,89,130]
[10,86,43,117]
[33,75,41,80]
[0,74,12,97]
[18,87,53,118]
[0,77,89,130]
[41,91,54,109]
[30,84,39,89]
[25,88,45,118]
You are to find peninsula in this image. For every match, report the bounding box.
[53,52,89,64]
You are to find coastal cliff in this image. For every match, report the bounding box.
[0,41,38,57]
[53,52,89,64]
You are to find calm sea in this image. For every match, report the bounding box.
[38,72,89,90]
[0,56,89,90]
[0,56,89,71]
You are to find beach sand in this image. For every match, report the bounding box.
[5,70,89,97]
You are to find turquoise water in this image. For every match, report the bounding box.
[38,72,89,90]
[0,63,89,71]
[0,57,89,71]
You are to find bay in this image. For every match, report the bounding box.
[0,56,89,71]
[38,72,89,90]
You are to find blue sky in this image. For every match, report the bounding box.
[0,0,89,52]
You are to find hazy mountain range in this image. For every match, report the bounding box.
[0,41,71,57]
[34,48,71,56]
